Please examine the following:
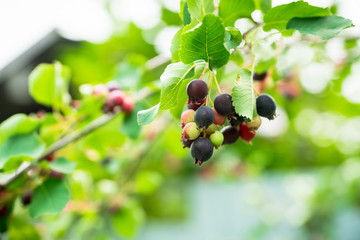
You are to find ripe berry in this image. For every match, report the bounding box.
[213,108,226,125]
[181,109,195,128]
[209,131,224,148]
[106,90,126,112]
[121,96,135,114]
[214,93,234,117]
[182,122,201,140]
[190,137,214,166]
[230,114,245,126]
[246,115,261,131]
[49,171,64,180]
[194,106,215,128]
[45,153,55,162]
[253,71,267,81]
[240,122,256,143]
[256,94,276,120]
[21,191,33,206]
[181,137,194,149]
[186,79,208,101]
[92,84,109,98]
[221,126,239,145]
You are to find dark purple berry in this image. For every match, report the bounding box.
[221,126,239,145]
[214,93,234,117]
[190,137,214,165]
[256,94,276,120]
[187,97,206,110]
[21,191,33,206]
[253,71,267,81]
[186,79,208,101]
[194,106,215,128]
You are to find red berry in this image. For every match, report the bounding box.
[181,109,195,128]
[46,153,55,162]
[106,90,126,112]
[92,84,109,98]
[121,96,135,114]
[240,122,256,143]
[213,108,226,125]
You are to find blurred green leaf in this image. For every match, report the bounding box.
[29,178,70,218]
[263,1,330,35]
[287,16,354,40]
[8,217,40,240]
[187,0,215,23]
[137,104,160,125]
[0,114,39,144]
[254,43,276,73]
[112,201,145,237]
[121,103,144,139]
[28,62,71,111]
[180,14,229,70]
[136,171,163,195]
[0,133,45,169]
[219,0,255,26]
[232,69,256,120]
[254,0,272,13]
[162,8,182,26]
[49,157,77,174]
[171,28,183,62]
[225,27,242,50]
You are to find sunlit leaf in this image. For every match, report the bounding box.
[219,0,255,26]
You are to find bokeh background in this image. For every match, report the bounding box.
[1,0,360,239]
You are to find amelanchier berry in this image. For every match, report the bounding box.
[253,71,267,81]
[213,108,226,125]
[21,190,33,206]
[240,122,256,143]
[214,93,234,117]
[195,106,215,128]
[205,123,218,136]
[181,138,194,149]
[209,131,224,148]
[181,109,195,128]
[190,137,214,165]
[246,115,261,131]
[256,94,276,120]
[92,84,109,97]
[186,79,208,101]
[106,90,126,112]
[121,97,135,114]
[221,126,239,145]
[182,122,201,140]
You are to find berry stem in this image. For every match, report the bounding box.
[200,63,208,80]
[212,72,222,94]
[206,71,214,106]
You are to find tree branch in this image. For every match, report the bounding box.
[1,113,117,187]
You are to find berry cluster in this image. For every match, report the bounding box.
[92,82,135,114]
[180,79,277,166]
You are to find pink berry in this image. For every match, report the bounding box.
[92,84,109,98]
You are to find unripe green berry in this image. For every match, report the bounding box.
[182,122,201,140]
[246,115,261,131]
[209,131,224,148]
[206,123,218,136]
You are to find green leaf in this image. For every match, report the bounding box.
[159,62,199,110]
[187,0,215,23]
[0,133,45,169]
[0,114,39,143]
[179,1,191,25]
[225,27,242,50]
[137,104,160,125]
[136,171,163,195]
[29,178,70,218]
[263,1,330,35]
[180,14,229,70]
[112,201,145,237]
[231,69,256,120]
[161,8,182,26]
[121,103,144,139]
[287,15,354,40]
[219,0,255,26]
[28,62,71,110]
[171,28,183,62]
[254,0,271,13]
[48,157,77,174]
[8,217,40,240]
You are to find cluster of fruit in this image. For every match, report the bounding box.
[180,79,277,166]
[92,82,134,114]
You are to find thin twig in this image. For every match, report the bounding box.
[213,72,222,94]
